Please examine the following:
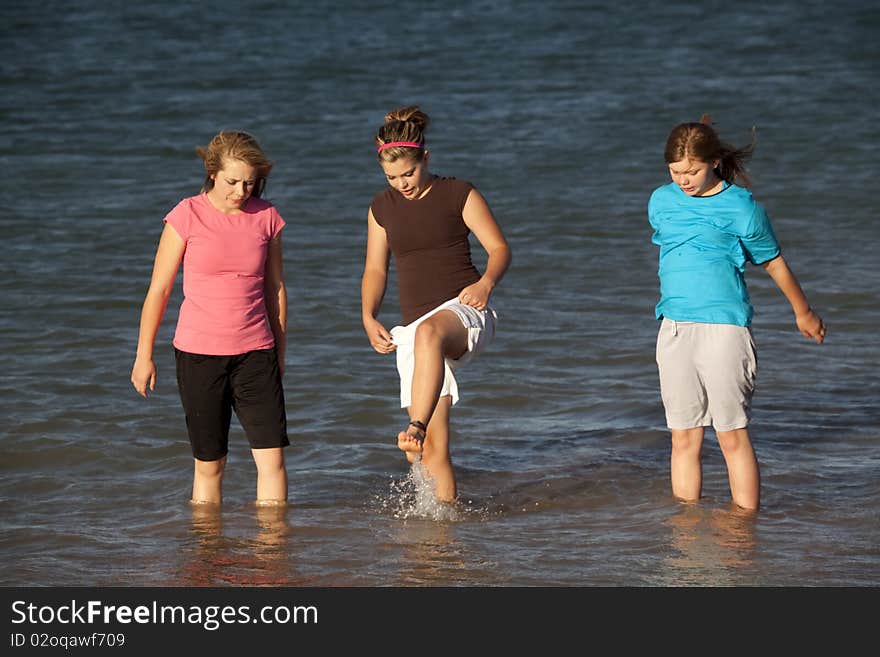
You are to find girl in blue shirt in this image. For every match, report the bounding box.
[649,116,826,510]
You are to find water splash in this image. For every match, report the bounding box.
[377,462,462,522]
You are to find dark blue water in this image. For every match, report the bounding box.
[1,0,878,586]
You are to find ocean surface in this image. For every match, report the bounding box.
[1,0,878,587]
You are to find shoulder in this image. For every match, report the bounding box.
[174,194,203,211]
[709,183,760,213]
[162,195,203,238]
[650,182,677,201]
[438,176,473,188]
[242,196,281,221]
[245,197,275,212]
[648,182,678,211]
[716,184,766,221]
[435,177,475,211]
[722,183,757,205]
[370,187,398,221]
[371,187,397,208]
[436,176,474,194]
[246,197,285,235]
[369,188,400,228]
[164,194,201,220]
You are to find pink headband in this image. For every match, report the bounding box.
[377,141,424,153]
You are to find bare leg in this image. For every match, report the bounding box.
[397,310,467,455]
[417,396,456,502]
[716,428,760,510]
[251,447,288,505]
[192,456,226,504]
[670,427,704,503]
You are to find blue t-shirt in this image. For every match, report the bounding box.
[648,182,781,327]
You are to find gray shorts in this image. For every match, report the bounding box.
[655,318,757,431]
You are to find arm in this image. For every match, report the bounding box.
[361,208,395,354]
[459,188,512,310]
[761,254,826,344]
[264,234,288,376]
[131,223,186,397]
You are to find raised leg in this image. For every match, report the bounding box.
[397,310,467,456]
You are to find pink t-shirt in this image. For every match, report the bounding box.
[164,193,286,355]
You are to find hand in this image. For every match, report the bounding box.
[458,279,492,310]
[131,357,156,397]
[796,308,826,344]
[364,317,396,354]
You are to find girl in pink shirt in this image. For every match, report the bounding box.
[131,131,289,506]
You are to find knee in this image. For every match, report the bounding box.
[716,429,750,454]
[256,459,286,476]
[671,429,702,455]
[253,449,286,474]
[413,320,443,351]
[194,457,226,478]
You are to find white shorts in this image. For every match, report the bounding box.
[655,318,757,431]
[390,297,497,408]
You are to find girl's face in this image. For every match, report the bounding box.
[668,157,722,197]
[380,154,432,200]
[208,158,258,214]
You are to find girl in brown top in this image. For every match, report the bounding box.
[361,106,511,503]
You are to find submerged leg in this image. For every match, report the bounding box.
[192,455,227,504]
[716,428,760,511]
[251,447,288,505]
[417,395,456,502]
[670,427,704,503]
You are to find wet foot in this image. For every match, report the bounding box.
[397,424,424,456]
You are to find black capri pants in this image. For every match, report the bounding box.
[174,347,289,461]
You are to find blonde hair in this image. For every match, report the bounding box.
[196,131,273,197]
[375,106,430,163]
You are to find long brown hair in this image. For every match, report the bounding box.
[664,115,756,187]
[196,131,273,197]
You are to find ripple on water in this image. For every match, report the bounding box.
[372,462,493,523]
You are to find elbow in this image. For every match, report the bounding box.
[146,284,174,305]
[362,266,388,285]
[495,242,513,268]
[264,277,286,295]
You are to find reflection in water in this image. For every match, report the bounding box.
[661,503,758,586]
[380,464,494,586]
[392,518,471,586]
[248,503,299,585]
[176,502,301,586]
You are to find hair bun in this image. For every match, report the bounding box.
[384,106,429,131]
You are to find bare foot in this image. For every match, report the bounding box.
[397,425,424,455]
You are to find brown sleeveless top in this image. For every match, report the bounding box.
[371,177,482,324]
